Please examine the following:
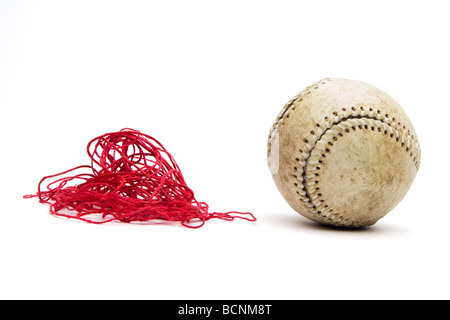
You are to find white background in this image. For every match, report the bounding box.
[1,0,449,300]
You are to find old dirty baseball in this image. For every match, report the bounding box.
[268,78,421,228]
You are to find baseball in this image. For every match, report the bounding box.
[268,78,421,228]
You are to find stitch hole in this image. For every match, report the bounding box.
[318,160,323,164]
[351,126,356,130]
[293,167,297,170]
[406,147,409,152]
[316,167,320,170]
[333,111,338,116]
[294,182,298,187]
[295,158,300,161]
[304,139,309,144]
[385,114,389,118]
[360,106,364,111]
[328,141,334,146]
[410,152,413,157]
[351,107,356,111]
[310,130,315,135]
[338,132,343,136]
[325,148,330,152]
[342,108,347,111]
[321,154,326,158]
[345,128,350,133]
[314,173,319,177]
[369,108,373,112]
[317,193,322,197]
[316,123,321,128]
[390,133,394,138]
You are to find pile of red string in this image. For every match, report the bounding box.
[24,128,255,228]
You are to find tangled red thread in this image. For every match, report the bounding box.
[24,128,256,228]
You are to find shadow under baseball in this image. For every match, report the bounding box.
[266,212,410,235]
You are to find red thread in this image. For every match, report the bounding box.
[24,128,256,228]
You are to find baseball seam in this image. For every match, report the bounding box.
[267,78,332,158]
[296,114,420,227]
